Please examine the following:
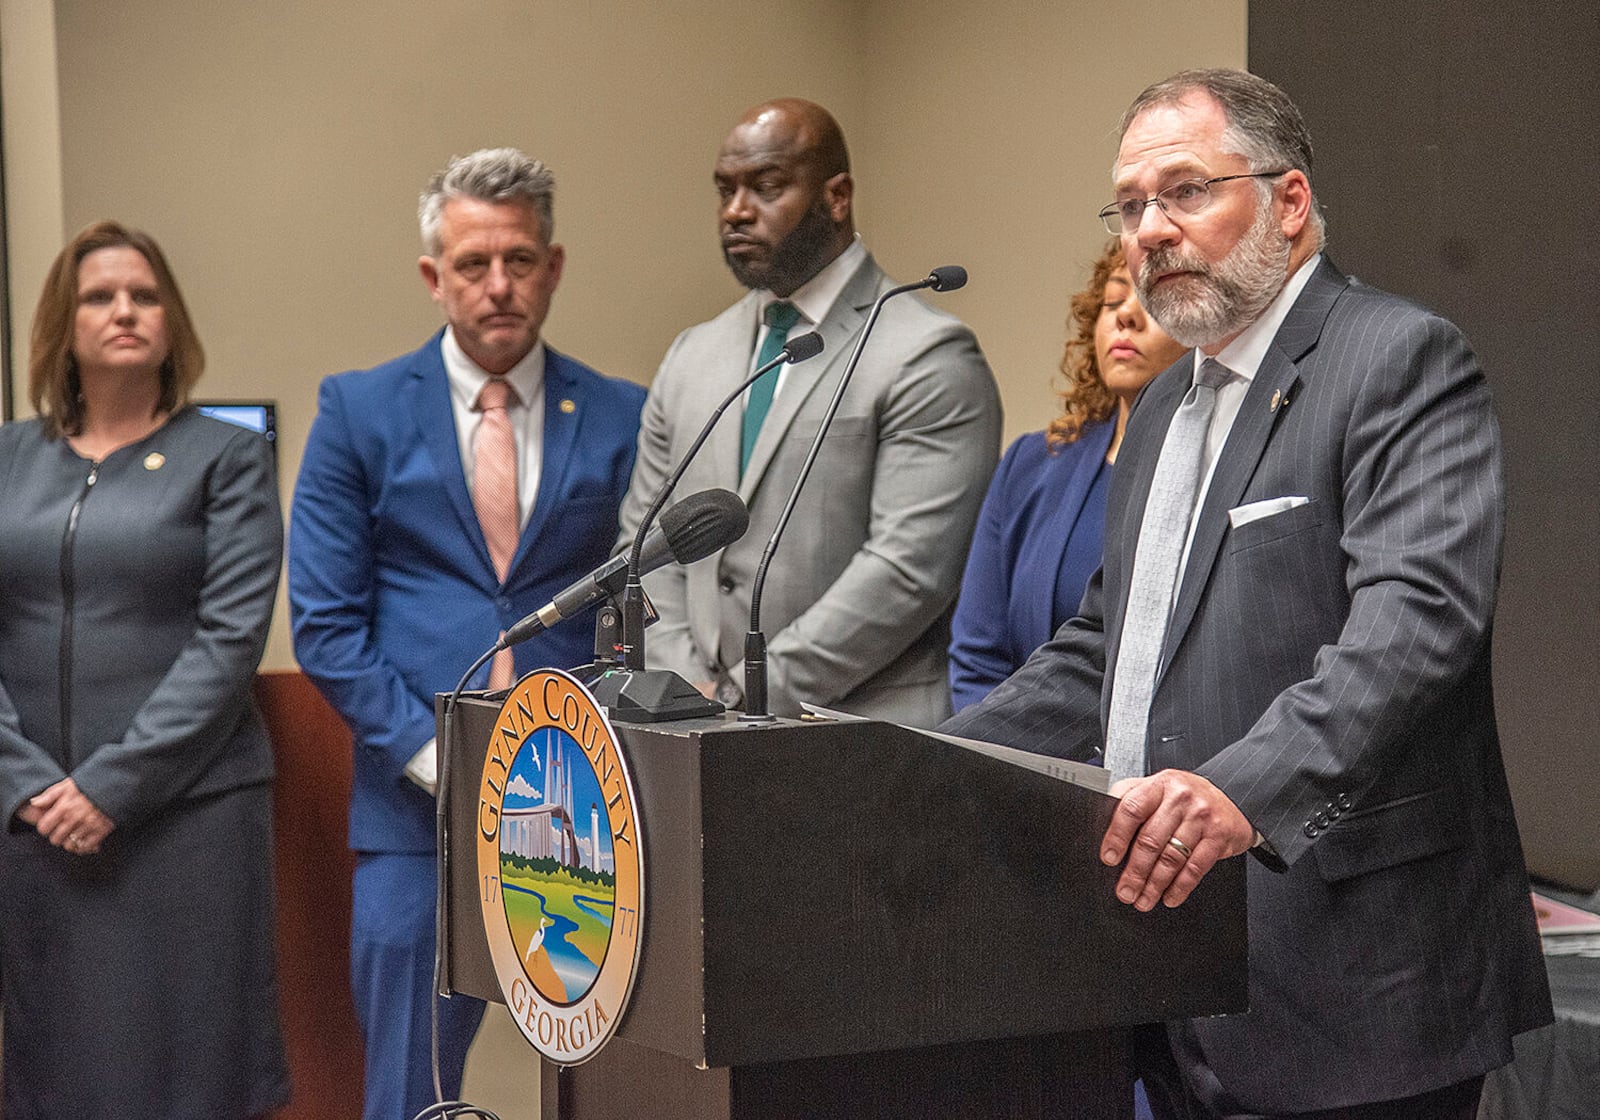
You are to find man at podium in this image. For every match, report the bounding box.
[944,69,1550,1119]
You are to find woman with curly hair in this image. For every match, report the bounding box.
[950,239,1186,710]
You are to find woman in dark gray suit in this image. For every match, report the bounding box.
[0,221,289,1119]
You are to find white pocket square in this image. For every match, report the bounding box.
[1228,495,1309,529]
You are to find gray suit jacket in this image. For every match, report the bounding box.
[944,259,1550,1113]
[0,409,281,828]
[619,253,1000,726]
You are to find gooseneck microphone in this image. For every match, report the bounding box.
[578,328,822,723]
[617,330,824,671]
[742,267,967,721]
[498,488,748,648]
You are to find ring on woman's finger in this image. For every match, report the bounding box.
[1167,835,1193,859]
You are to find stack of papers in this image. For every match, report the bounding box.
[1532,891,1600,957]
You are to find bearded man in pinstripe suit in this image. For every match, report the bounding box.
[943,69,1550,1119]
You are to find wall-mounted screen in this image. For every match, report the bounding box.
[195,400,276,458]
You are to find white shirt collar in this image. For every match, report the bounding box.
[758,235,867,328]
[1196,252,1323,383]
[442,327,546,411]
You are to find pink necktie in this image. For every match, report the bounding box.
[474,377,519,689]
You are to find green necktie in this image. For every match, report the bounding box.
[740,300,802,475]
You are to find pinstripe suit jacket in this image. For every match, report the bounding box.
[942,259,1550,1113]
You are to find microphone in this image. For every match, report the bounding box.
[617,330,824,670]
[582,327,824,724]
[499,488,748,648]
[742,267,967,720]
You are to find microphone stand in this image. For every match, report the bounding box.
[567,599,627,687]
[590,331,824,723]
[742,268,966,722]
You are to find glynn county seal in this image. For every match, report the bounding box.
[475,668,643,1064]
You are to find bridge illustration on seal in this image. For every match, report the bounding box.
[498,734,604,873]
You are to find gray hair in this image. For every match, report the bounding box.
[418,148,555,254]
[1120,68,1326,248]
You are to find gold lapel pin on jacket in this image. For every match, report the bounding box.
[560,399,576,414]
[144,452,166,471]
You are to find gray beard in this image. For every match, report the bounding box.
[1136,202,1290,348]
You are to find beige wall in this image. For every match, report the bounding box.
[2,0,1244,675]
[0,0,65,385]
[858,2,1246,437]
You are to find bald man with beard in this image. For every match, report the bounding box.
[618,98,1001,725]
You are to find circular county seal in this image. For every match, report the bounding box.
[475,669,643,1064]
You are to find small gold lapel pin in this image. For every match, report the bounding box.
[559,399,576,414]
[144,452,166,471]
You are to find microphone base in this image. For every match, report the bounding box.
[589,668,725,724]
[567,660,619,687]
[736,711,780,726]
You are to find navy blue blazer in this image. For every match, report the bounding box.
[289,333,645,853]
[948,420,1114,711]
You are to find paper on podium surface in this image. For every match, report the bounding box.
[922,727,1112,794]
[800,703,1111,795]
[799,701,870,722]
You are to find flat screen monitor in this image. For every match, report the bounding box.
[195,400,276,458]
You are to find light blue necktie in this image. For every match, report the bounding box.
[740,301,802,475]
[1104,358,1233,782]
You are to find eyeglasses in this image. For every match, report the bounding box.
[1098,171,1288,234]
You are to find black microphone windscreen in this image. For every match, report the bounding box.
[657,488,750,564]
[928,265,968,292]
[783,331,824,362]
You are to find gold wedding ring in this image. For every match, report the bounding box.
[1167,836,1193,859]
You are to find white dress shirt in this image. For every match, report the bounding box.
[443,328,547,528]
[746,236,868,404]
[406,330,549,793]
[1177,253,1323,576]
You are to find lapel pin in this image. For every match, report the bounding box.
[559,399,576,414]
[144,452,166,471]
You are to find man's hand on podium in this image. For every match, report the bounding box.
[1101,770,1254,912]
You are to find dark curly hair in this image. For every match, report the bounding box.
[1047,238,1124,447]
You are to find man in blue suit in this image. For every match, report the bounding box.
[289,148,645,1120]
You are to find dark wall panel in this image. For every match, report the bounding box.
[1250,1,1600,890]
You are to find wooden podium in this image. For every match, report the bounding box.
[440,696,1247,1119]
